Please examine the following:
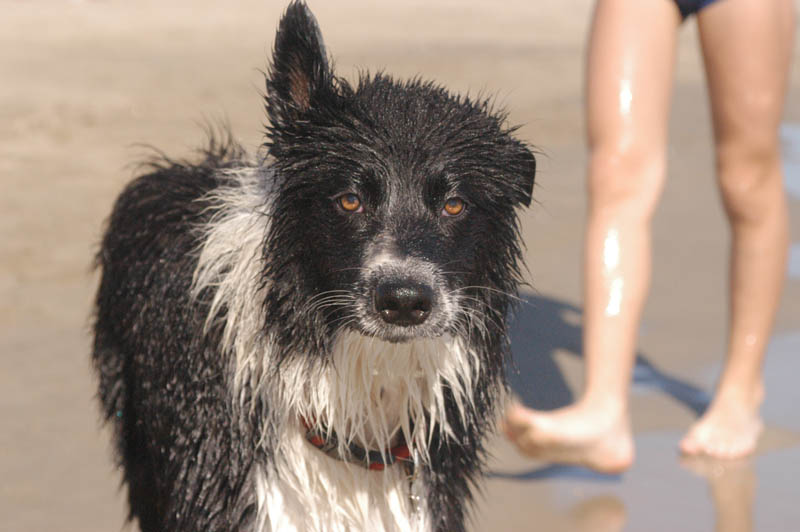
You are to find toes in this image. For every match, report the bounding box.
[679,433,702,456]
[503,403,531,427]
[711,437,753,460]
[516,430,544,454]
[680,427,759,459]
[707,441,733,459]
[502,405,534,438]
[498,419,512,439]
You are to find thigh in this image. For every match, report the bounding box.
[586,0,681,211]
[698,0,795,151]
[586,0,681,155]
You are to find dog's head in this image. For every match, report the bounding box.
[262,2,535,350]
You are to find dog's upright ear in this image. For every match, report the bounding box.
[266,1,332,135]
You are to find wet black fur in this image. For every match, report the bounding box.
[93,3,535,531]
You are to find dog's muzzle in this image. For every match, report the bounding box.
[358,246,451,340]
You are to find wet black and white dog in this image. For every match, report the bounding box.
[93,2,535,531]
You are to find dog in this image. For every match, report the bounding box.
[92,2,535,531]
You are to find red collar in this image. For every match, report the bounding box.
[301,417,414,472]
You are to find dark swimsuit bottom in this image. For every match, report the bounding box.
[673,0,721,18]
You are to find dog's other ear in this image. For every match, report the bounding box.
[266,1,331,129]
[510,143,536,207]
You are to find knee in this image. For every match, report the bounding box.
[715,134,783,223]
[588,144,666,219]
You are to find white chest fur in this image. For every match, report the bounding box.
[253,426,429,532]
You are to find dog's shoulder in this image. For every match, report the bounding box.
[99,134,254,265]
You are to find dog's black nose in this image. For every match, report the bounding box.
[374,282,433,326]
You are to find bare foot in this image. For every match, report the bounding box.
[680,386,764,459]
[502,400,634,474]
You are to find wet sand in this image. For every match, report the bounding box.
[1,1,799,530]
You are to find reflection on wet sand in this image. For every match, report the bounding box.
[681,457,756,532]
[552,459,757,532]
[568,495,627,532]
[489,446,766,532]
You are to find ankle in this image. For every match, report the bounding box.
[577,394,629,420]
[713,378,765,410]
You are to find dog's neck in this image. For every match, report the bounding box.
[301,416,414,472]
[297,354,414,451]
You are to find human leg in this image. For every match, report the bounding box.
[680,0,794,458]
[503,0,681,472]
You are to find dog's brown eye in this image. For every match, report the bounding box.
[338,193,362,212]
[442,197,465,216]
